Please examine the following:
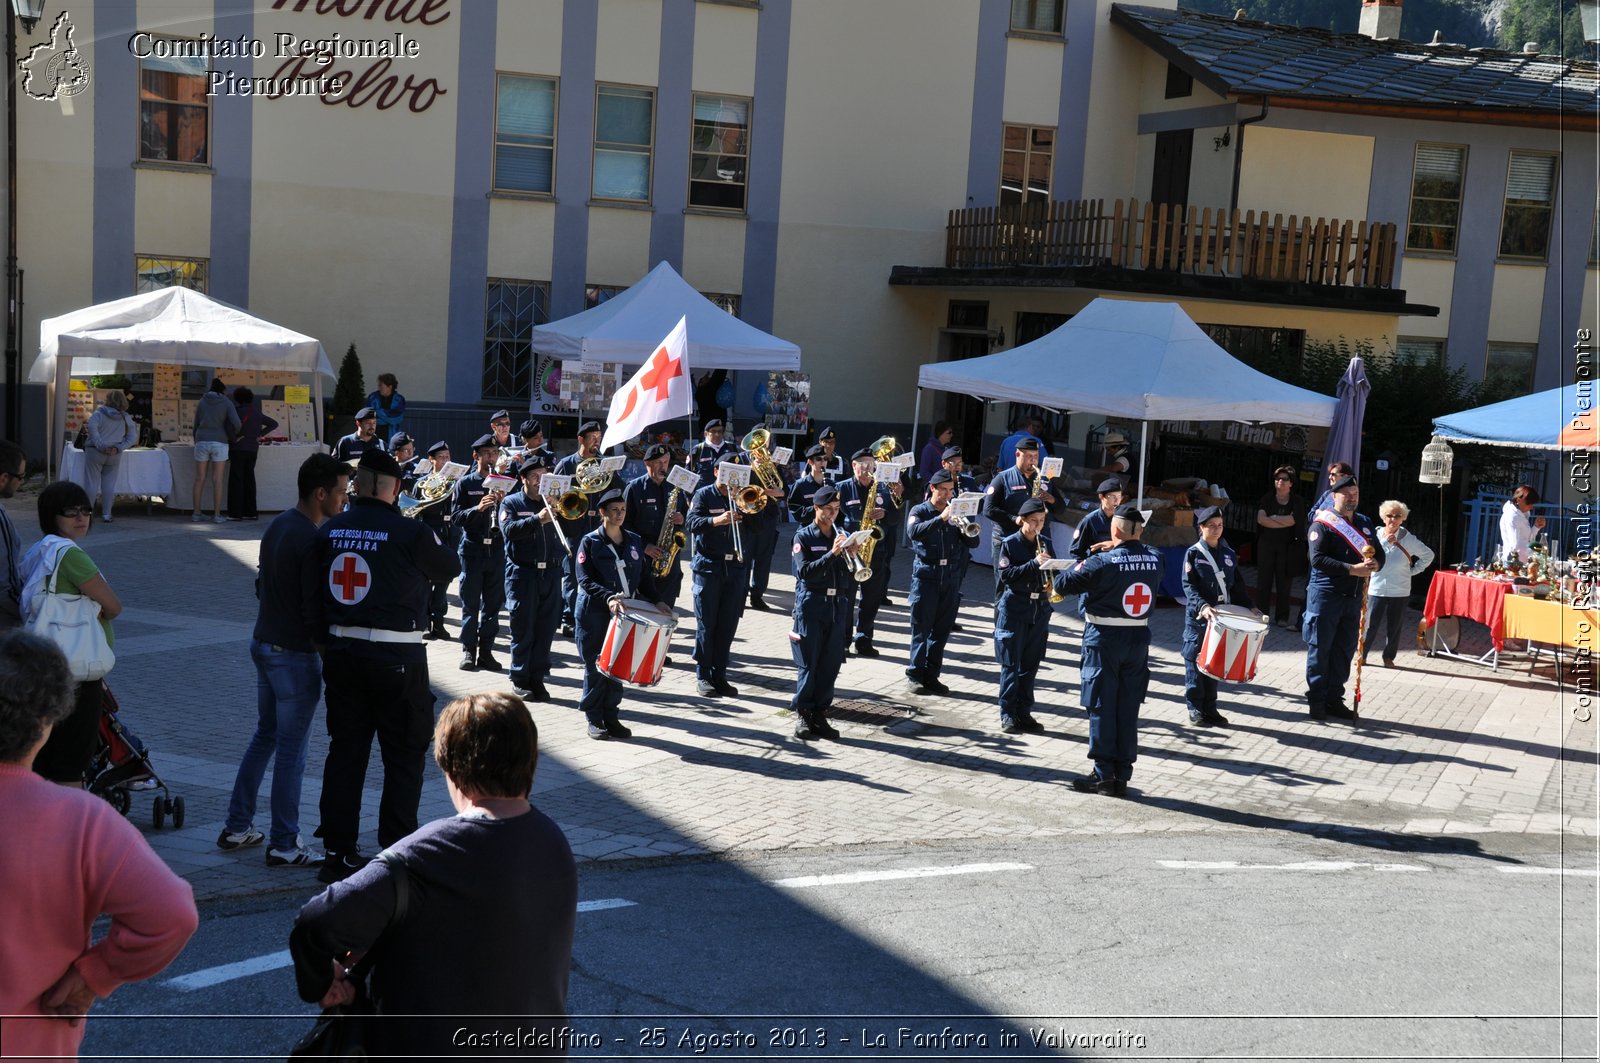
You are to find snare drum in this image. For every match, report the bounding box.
[596,598,676,688]
[1197,603,1269,682]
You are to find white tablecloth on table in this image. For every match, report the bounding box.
[59,445,173,497]
[163,444,327,513]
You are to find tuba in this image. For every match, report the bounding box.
[741,427,785,494]
[555,456,612,522]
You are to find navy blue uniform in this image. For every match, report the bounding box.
[993,530,1057,726]
[1069,507,1115,561]
[1303,509,1385,711]
[906,501,970,687]
[313,496,458,855]
[790,521,853,722]
[686,439,739,486]
[449,470,505,661]
[552,451,603,627]
[623,473,688,610]
[686,484,750,685]
[820,452,846,484]
[333,433,384,462]
[499,489,564,690]
[401,461,453,628]
[836,476,895,643]
[575,528,646,727]
[983,466,1067,589]
[787,473,829,524]
[734,455,786,599]
[1054,542,1165,784]
[1181,538,1255,721]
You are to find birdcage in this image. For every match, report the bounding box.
[1419,437,1454,485]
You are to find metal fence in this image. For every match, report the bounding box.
[1459,492,1596,564]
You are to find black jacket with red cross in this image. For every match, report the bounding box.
[315,497,460,642]
[1052,541,1165,646]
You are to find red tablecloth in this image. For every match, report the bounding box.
[1422,570,1514,652]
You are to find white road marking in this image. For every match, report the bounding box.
[166,898,636,992]
[1497,866,1600,877]
[771,862,1034,889]
[1160,860,1429,873]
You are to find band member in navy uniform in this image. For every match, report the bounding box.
[387,433,415,470]
[553,420,605,635]
[623,443,688,611]
[816,427,845,483]
[737,444,786,612]
[905,470,970,695]
[1069,479,1125,560]
[992,498,1056,733]
[787,444,830,523]
[406,440,455,639]
[686,418,738,486]
[1053,503,1164,796]
[575,490,645,740]
[983,437,1067,591]
[1181,505,1260,727]
[499,453,563,702]
[332,407,384,462]
[518,418,557,468]
[450,434,507,672]
[1303,475,1383,720]
[836,448,895,657]
[790,484,857,740]
[487,409,515,452]
[313,448,459,882]
[939,446,979,495]
[686,471,750,697]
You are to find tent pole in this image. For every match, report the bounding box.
[313,373,325,451]
[1136,420,1148,509]
[51,359,69,479]
[908,388,922,472]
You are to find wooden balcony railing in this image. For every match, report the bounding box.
[945,198,1398,289]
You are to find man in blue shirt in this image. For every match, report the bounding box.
[996,416,1047,473]
[333,407,384,462]
[686,419,738,486]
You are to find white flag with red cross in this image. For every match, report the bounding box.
[600,317,692,453]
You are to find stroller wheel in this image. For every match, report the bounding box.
[106,788,130,817]
[152,798,165,830]
[170,797,185,829]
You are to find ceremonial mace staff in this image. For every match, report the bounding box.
[1352,543,1377,717]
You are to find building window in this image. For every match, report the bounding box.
[1010,0,1062,33]
[1000,125,1054,206]
[593,84,655,202]
[135,255,208,293]
[689,94,750,212]
[1498,152,1558,259]
[1405,144,1466,254]
[483,279,550,401]
[585,285,626,310]
[1395,337,1444,369]
[1485,342,1536,394]
[702,292,741,316]
[139,50,209,165]
[1164,63,1193,99]
[494,74,556,195]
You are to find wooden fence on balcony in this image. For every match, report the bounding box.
[946,198,1398,289]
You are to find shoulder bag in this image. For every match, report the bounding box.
[25,553,114,681]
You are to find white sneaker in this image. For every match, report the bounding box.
[213,515,228,524]
[191,512,204,523]
[265,838,325,867]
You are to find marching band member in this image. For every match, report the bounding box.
[553,420,605,636]
[789,484,855,740]
[787,445,830,524]
[686,419,738,486]
[983,437,1067,591]
[487,409,515,451]
[519,418,557,468]
[992,498,1056,734]
[816,427,845,483]
[407,440,455,641]
[623,443,688,612]
[836,448,895,657]
[939,446,979,494]
[1053,504,1164,797]
[332,407,384,462]
[1181,505,1258,727]
[1304,476,1383,720]
[449,434,507,672]
[737,443,786,612]
[387,433,416,471]
[575,490,645,740]
[1069,479,1125,560]
[905,470,970,695]
[499,454,563,702]
[686,470,749,697]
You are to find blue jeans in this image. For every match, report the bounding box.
[226,640,322,850]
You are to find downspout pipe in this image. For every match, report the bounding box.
[1228,98,1270,214]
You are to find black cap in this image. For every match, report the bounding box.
[354,406,376,421]
[929,470,953,486]
[704,418,724,431]
[818,426,836,441]
[518,418,543,439]
[1097,478,1124,495]
[1331,475,1358,492]
[1114,502,1146,523]
[388,432,412,450]
[596,488,626,509]
[644,443,671,460]
[941,446,963,461]
[357,448,403,479]
[1194,504,1223,525]
[804,444,826,459]
[489,409,511,423]
[851,448,873,461]
[1016,437,1040,452]
[516,453,549,475]
[427,440,450,457]
[471,433,498,451]
[1018,498,1047,516]
[577,420,602,436]
[813,484,839,507]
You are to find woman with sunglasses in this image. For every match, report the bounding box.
[1363,500,1435,668]
[18,481,122,783]
[1254,465,1306,630]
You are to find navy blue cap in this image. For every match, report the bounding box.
[929,470,953,486]
[644,443,671,460]
[489,409,511,423]
[1332,475,1358,492]
[1195,504,1223,525]
[704,418,724,431]
[851,448,873,461]
[941,446,963,461]
[804,444,826,459]
[516,453,550,475]
[577,420,602,436]
[518,418,543,439]
[427,440,450,457]
[471,433,498,451]
[596,488,626,508]
[1015,437,1040,452]
[818,426,836,441]
[354,406,376,421]
[1097,478,1124,495]
[1114,502,1146,523]
[1018,498,1047,516]
[357,448,403,479]
[388,432,412,450]
[813,484,839,507]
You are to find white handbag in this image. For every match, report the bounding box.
[25,557,115,682]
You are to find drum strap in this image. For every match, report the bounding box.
[604,539,631,599]
[1194,540,1229,606]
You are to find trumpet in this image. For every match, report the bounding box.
[950,512,982,541]
[837,528,868,581]
[1039,539,1066,605]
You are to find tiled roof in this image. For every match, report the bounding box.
[1112,4,1599,117]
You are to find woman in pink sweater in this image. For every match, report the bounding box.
[0,631,198,1060]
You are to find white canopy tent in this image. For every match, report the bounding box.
[29,287,335,476]
[912,298,1339,504]
[530,260,801,372]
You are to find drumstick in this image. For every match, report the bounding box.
[1352,544,1376,717]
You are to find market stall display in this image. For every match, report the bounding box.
[1422,570,1513,667]
[59,446,172,503]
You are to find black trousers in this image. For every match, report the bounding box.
[33,680,103,784]
[227,450,259,518]
[1255,534,1296,624]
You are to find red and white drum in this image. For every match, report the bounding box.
[1197,604,1269,682]
[596,599,676,688]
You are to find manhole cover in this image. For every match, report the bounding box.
[828,698,916,726]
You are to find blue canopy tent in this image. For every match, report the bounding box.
[1431,383,1592,450]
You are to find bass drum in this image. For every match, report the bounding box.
[1417,616,1459,654]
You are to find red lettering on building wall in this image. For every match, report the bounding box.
[270,0,450,25]
[267,53,446,112]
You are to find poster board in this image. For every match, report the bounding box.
[260,400,291,439]
[765,371,810,433]
[285,403,319,444]
[559,361,623,413]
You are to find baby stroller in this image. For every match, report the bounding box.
[86,681,185,829]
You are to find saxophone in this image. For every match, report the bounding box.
[653,484,686,577]
[852,436,898,582]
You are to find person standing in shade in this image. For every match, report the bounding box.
[686,471,749,697]
[815,426,846,483]
[624,443,688,614]
[226,387,280,522]
[1364,500,1435,668]
[1499,484,1545,566]
[1303,475,1384,720]
[983,437,1067,592]
[313,449,459,883]
[1054,504,1164,796]
[940,445,979,494]
[905,470,969,696]
[787,445,831,524]
[553,420,605,637]
[918,421,954,481]
[835,448,896,657]
[1310,461,1354,521]
[992,498,1055,734]
[365,373,406,439]
[499,453,564,701]
[736,443,786,612]
[407,441,455,640]
[0,440,27,630]
[450,434,507,672]
[1254,465,1306,630]
[331,406,382,463]
[219,453,349,869]
[1181,505,1259,727]
[790,484,855,740]
[83,391,139,523]
[574,490,645,739]
[192,378,241,524]
[997,416,1048,473]
[686,418,738,486]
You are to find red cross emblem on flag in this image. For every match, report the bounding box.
[1121,581,1153,618]
[329,551,372,604]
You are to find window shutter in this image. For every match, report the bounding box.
[1506,153,1556,203]
[498,77,555,139]
[1413,145,1463,181]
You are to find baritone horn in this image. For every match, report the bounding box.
[554,456,613,522]
[398,468,457,518]
[741,427,786,493]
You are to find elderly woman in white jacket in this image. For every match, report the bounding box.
[82,392,139,522]
[1363,499,1436,668]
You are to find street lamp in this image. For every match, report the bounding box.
[5,0,43,441]
[13,0,42,33]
